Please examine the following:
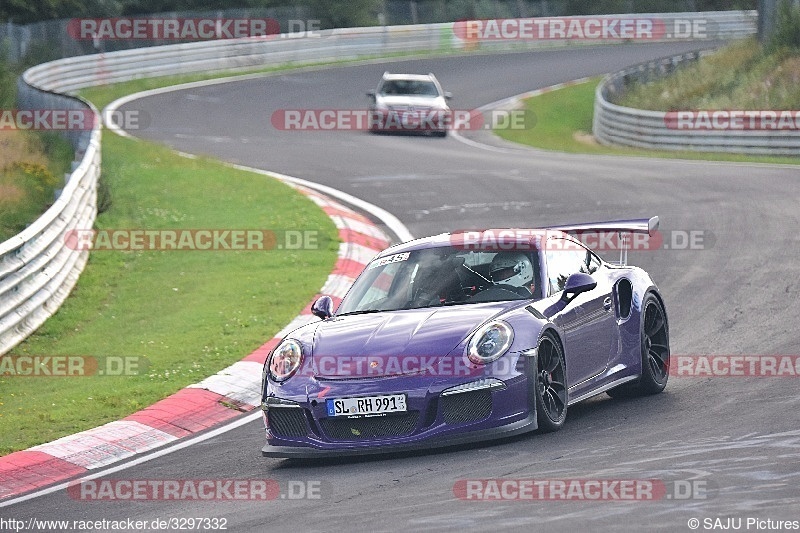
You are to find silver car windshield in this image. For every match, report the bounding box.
[337,247,541,315]
[378,80,440,97]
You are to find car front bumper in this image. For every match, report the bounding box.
[262,411,537,458]
[261,369,538,458]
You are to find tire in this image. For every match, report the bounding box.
[608,293,670,398]
[535,332,567,432]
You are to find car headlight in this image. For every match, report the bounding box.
[467,321,514,365]
[267,339,303,382]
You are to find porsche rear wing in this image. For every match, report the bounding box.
[547,216,659,266]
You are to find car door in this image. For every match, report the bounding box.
[544,238,615,386]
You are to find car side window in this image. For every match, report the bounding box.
[545,239,589,295]
[379,81,397,95]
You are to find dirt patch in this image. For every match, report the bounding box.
[572,130,599,146]
[0,182,24,204]
[0,131,47,170]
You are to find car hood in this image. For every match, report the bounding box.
[311,302,519,378]
[375,95,448,109]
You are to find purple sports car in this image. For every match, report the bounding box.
[261,217,669,458]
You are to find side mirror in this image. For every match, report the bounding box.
[311,295,334,319]
[444,91,453,100]
[561,272,596,301]
[366,90,376,100]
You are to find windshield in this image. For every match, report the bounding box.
[378,79,440,97]
[337,247,541,315]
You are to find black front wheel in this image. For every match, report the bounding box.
[535,333,567,432]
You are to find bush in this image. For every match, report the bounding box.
[13,161,60,192]
[770,0,800,51]
[0,162,60,240]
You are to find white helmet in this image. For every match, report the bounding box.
[490,252,534,288]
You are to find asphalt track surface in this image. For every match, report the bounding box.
[7,43,800,532]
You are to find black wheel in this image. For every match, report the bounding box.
[535,333,567,432]
[608,293,670,398]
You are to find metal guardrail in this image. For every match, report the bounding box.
[0,11,760,354]
[0,85,99,354]
[593,13,800,156]
[1,7,759,63]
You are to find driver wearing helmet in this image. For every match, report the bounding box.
[489,252,535,297]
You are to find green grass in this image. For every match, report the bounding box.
[495,77,800,165]
[1,46,493,455]
[494,79,602,154]
[0,123,339,455]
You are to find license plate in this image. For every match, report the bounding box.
[326,394,407,417]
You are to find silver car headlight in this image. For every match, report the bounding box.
[467,321,514,365]
[267,339,303,382]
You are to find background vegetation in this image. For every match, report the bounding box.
[1,0,757,26]
[0,55,75,242]
[495,76,799,164]
[618,38,800,111]
[620,1,800,111]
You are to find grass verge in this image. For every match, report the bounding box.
[0,90,339,455]
[494,76,800,165]
[1,56,75,242]
[0,132,76,243]
[619,38,800,110]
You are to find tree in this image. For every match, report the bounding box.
[295,0,383,28]
[1,0,124,23]
[769,0,800,48]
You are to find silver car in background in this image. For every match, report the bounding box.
[367,72,452,137]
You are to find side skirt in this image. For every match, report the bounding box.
[567,375,638,406]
